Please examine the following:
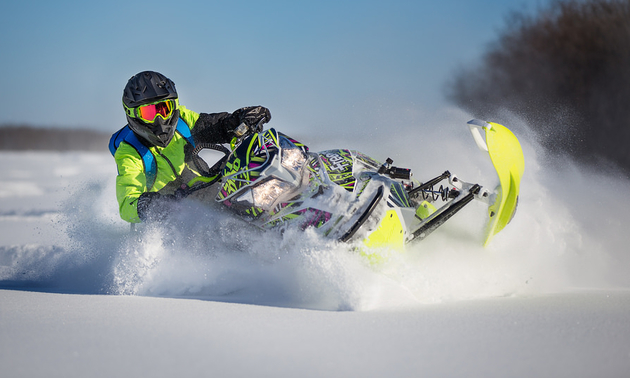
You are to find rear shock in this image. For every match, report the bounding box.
[411,184,480,241]
[407,171,459,201]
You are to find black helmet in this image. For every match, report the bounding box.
[122,71,180,147]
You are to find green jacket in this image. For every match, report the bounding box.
[113,105,242,223]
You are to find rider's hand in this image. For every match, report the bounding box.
[136,191,178,222]
[235,106,271,136]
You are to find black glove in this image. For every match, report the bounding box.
[233,106,271,136]
[136,192,179,222]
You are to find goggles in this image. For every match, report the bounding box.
[126,99,177,123]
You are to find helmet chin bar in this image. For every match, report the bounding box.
[157,132,172,145]
[127,109,179,148]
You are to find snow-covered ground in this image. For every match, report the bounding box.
[2,114,630,377]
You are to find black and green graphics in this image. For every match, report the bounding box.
[318,150,356,192]
[388,182,412,208]
[216,130,414,236]
[216,128,308,218]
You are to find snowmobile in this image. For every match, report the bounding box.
[190,119,524,254]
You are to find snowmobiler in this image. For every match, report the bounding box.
[110,73,525,253]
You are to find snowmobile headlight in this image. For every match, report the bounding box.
[281,148,307,172]
[251,178,293,210]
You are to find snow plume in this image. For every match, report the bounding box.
[360,106,630,302]
[1,108,629,310]
[109,205,375,311]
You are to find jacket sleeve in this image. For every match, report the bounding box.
[191,106,270,144]
[191,111,239,144]
[114,143,147,223]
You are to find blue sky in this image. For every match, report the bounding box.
[0,0,548,134]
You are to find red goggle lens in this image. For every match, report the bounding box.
[137,100,174,122]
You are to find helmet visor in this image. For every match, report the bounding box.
[136,99,175,123]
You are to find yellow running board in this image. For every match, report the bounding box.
[468,120,525,246]
[363,209,405,249]
[360,209,405,264]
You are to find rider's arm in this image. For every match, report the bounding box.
[190,106,271,144]
[114,143,148,223]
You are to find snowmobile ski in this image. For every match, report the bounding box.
[468,119,525,246]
